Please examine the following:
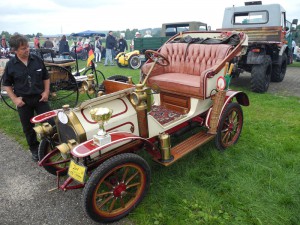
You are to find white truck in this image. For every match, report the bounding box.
[220,1,298,92]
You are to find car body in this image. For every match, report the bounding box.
[31,30,249,223]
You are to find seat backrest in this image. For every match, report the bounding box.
[160,43,233,75]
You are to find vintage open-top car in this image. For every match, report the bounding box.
[31,30,249,223]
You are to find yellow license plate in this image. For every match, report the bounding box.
[68,160,87,183]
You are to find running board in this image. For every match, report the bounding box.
[153,131,215,166]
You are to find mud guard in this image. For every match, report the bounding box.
[30,110,58,124]
[205,90,249,128]
[71,131,156,158]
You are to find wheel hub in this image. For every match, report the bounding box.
[113,183,126,197]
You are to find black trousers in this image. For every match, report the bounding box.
[17,95,54,151]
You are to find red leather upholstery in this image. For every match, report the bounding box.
[143,43,233,99]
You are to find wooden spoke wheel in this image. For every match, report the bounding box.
[83,153,151,223]
[38,139,70,176]
[215,102,243,151]
[46,65,79,109]
[0,75,16,111]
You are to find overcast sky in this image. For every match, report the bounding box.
[0,0,299,35]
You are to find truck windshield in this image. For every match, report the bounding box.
[234,11,268,24]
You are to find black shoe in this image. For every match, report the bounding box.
[30,148,39,162]
[32,152,39,162]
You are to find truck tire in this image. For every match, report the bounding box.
[250,55,272,93]
[271,53,287,82]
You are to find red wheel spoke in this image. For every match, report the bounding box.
[126,182,140,189]
[222,131,230,144]
[122,167,129,183]
[98,195,114,209]
[125,171,139,185]
[96,191,112,197]
[109,198,117,213]
[103,181,113,189]
[119,197,125,208]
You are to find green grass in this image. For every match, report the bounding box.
[1,61,300,225]
[288,61,300,67]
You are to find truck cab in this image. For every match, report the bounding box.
[134,21,208,53]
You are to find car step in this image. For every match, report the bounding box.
[153,131,215,166]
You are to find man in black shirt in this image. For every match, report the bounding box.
[2,34,53,162]
[104,31,116,66]
[117,35,128,53]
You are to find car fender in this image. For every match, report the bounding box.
[71,131,156,158]
[30,110,58,123]
[205,90,249,128]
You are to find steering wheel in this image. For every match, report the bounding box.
[145,50,170,66]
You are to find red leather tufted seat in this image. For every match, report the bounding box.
[143,43,233,99]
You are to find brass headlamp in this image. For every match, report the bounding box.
[33,122,53,139]
[56,139,78,159]
[130,84,148,110]
[82,74,95,95]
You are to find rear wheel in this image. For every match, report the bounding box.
[250,55,272,93]
[129,54,141,69]
[82,153,151,223]
[38,139,70,176]
[46,65,79,109]
[271,53,287,82]
[215,102,243,151]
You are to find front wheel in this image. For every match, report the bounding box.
[250,55,272,93]
[38,139,70,176]
[128,54,141,69]
[82,153,151,223]
[215,102,243,151]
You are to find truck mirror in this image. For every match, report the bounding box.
[285,27,289,32]
[292,19,298,25]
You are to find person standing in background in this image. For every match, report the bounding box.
[94,36,102,63]
[34,36,40,49]
[118,35,128,53]
[2,34,54,162]
[43,37,54,49]
[104,31,116,66]
[58,35,70,59]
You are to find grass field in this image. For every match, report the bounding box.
[0,60,299,225]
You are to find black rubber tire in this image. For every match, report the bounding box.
[38,138,69,176]
[215,102,243,151]
[128,54,141,70]
[250,55,272,93]
[82,153,151,223]
[271,53,287,82]
[0,75,16,111]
